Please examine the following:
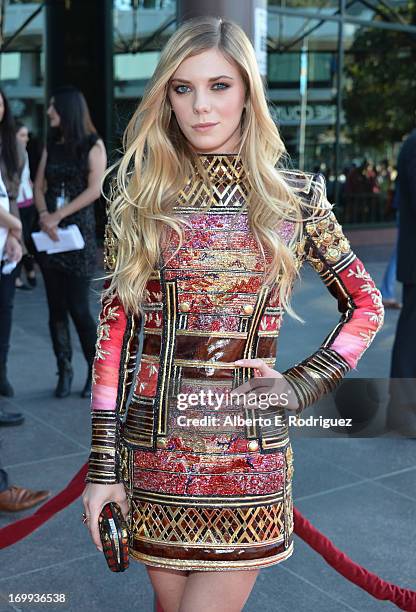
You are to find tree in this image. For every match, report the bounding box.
[343,2,416,149]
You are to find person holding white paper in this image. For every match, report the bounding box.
[32,224,85,254]
[34,86,107,399]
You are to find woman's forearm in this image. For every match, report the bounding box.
[34,186,48,214]
[59,184,101,219]
[0,207,21,231]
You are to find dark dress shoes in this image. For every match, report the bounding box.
[0,407,24,427]
[0,486,50,512]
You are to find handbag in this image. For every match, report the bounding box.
[98,502,129,572]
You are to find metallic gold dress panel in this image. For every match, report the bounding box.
[86,154,384,571]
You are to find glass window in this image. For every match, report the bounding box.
[114,52,160,81]
[0,53,21,80]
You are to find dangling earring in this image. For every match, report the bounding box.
[240,105,247,131]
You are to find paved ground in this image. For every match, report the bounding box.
[0,226,414,612]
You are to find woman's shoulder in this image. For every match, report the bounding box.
[84,132,102,151]
[278,168,326,199]
[278,167,315,191]
[82,133,105,165]
[279,168,332,222]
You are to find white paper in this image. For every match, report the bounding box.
[1,260,17,275]
[31,225,85,254]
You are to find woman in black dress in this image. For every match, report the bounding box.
[34,86,107,399]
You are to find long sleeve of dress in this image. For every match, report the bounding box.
[282,174,385,416]
[85,224,140,484]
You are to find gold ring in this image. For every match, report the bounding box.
[82,513,89,524]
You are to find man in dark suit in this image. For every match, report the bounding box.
[387,128,416,434]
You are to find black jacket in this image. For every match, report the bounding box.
[397,129,416,283]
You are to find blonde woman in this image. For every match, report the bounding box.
[82,16,384,612]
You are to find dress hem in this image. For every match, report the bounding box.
[129,540,294,572]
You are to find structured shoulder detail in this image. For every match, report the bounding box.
[303,210,352,267]
[309,172,332,214]
[278,168,315,195]
[296,173,352,267]
[279,169,332,221]
[304,172,333,224]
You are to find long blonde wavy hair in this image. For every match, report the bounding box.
[104,16,316,321]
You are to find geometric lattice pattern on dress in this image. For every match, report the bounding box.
[130,499,286,546]
[177,154,249,212]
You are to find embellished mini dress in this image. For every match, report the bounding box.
[85,154,384,571]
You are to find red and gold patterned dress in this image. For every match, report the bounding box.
[86,154,384,571]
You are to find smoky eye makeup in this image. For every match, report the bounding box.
[171,82,231,95]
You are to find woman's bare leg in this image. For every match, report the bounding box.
[179,569,260,612]
[146,566,190,612]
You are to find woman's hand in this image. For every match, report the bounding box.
[10,225,22,242]
[4,234,22,263]
[233,358,300,412]
[39,210,63,242]
[82,482,129,552]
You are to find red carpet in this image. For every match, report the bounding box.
[1,462,415,611]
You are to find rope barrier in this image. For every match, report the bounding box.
[293,508,416,611]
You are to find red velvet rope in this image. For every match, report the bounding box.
[1,463,415,611]
[293,507,416,612]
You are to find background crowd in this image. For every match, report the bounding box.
[0,85,106,514]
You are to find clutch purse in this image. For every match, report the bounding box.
[98,502,129,572]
